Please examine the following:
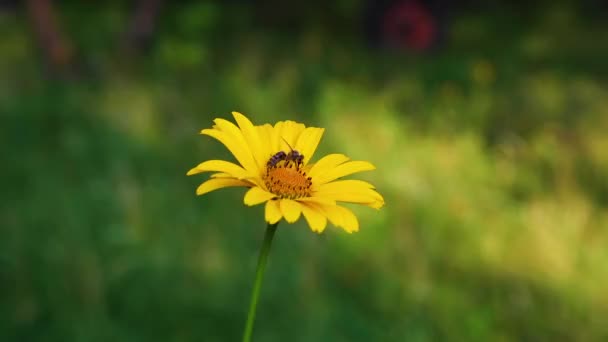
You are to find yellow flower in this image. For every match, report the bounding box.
[187,112,384,233]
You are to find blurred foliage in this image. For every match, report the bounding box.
[1,1,608,341]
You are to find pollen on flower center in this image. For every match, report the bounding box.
[264,152,312,199]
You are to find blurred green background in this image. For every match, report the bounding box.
[2,0,608,341]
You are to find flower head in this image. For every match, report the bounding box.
[187,112,384,233]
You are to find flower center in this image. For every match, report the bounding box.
[264,151,312,199]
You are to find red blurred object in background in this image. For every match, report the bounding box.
[382,0,438,51]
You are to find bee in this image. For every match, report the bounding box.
[267,138,304,167]
[267,151,287,167]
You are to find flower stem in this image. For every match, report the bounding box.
[242,222,278,342]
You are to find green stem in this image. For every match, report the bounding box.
[242,222,278,342]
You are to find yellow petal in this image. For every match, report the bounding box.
[257,123,274,158]
[244,187,276,206]
[295,127,324,165]
[265,200,282,224]
[276,120,306,151]
[315,191,384,208]
[364,201,385,209]
[201,128,258,174]
[269,121,284,152]
[314,180,384,208]
[335,206,360,233]
[241,175,268,192]
[279,199,302,223]
[232,112,269,171]
[318,204,360,233]
[196,178,250,196]
[313,161,376,185]
[210,172,232,178]
[187,160,250,178]
[307,154,350,178]
[317,179,376,190]
[301,202,327,233]
[257,124,273,144]
[297,196,336,206]
[286,121,306,146]
[213,117,247,139]
[326,194,384,209]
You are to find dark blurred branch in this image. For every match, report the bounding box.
[26,0,74,74]
[124,0,162,54]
